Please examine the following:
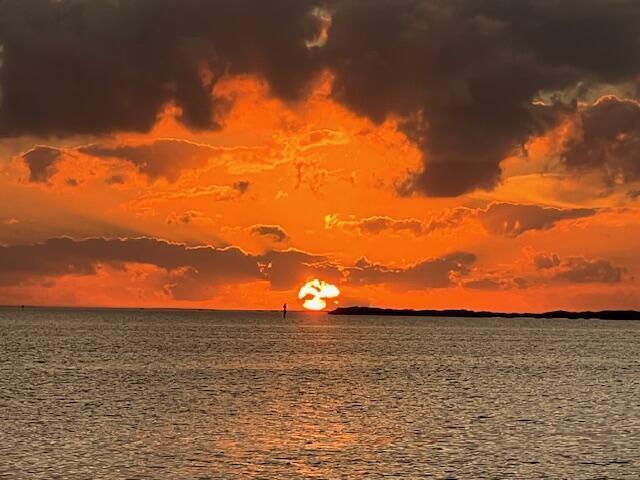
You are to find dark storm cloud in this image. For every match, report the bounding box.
[21,146,62,183]
[326,0,640,196]
[346,252,476,289]
[559,96,640,186]
[3,1,640,195]
[249,224,289,243]
[0,0,323,137]
[477,203,596,237]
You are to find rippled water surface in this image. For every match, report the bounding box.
[1,308,640,478]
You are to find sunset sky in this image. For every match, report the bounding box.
[1,0,640,311]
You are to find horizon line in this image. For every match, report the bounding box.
[2,304,640,317]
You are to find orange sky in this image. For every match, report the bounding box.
[2,0,640,312]
[1,74,639,312]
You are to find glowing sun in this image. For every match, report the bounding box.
[298,278,340,311]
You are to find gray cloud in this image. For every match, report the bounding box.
[346,252,476,289]
[259,249,341,290]
[166,210,212,226]
[23,139,254,185]
[533,253,561,270]
[327,203,597,238]
[105,174,126,185]
[249,224,289,243]
[233,181,250,195]
[464,253,626,291]
[477,203,597,237]
[80,139,226,183]
[0,236,482,301]
[325,214,425,236]
[463,277,507,290]
[553,256,625,284]
[0,237,255,289]
[0,237,336,300]
[22,146,62,183]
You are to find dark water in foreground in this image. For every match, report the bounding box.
[1,308,639,479]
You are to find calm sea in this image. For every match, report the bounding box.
[1,308,639,479]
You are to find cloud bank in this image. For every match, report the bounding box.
[3,1,640,196]
[326,203,597,237]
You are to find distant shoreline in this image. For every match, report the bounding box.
[329,306,640,320]
[2,304,639,320]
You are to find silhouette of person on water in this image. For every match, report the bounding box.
[283,303,287,319]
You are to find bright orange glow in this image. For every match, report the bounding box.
[298,278,340,311]
[2,73,640,313]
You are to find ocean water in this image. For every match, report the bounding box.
[1,308,639,479]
